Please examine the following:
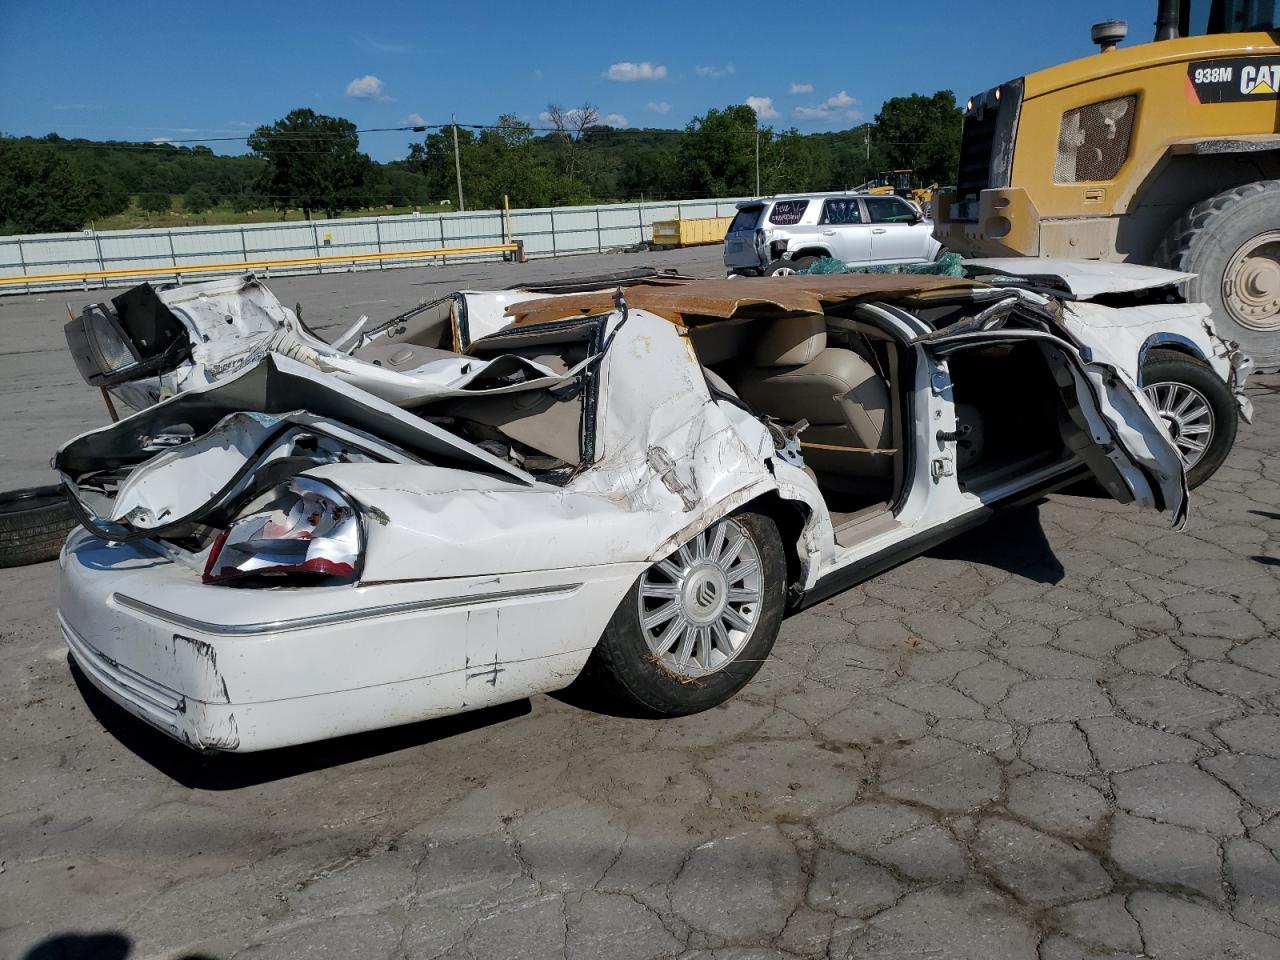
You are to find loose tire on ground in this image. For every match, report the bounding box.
[1140,350,1238,489]
[580,510,787,717]
[1154,180,1280,370]
[0,485,77,568]
[765,256,817,277]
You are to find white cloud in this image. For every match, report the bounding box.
[405,112,427,127]
[746,96,778,120]
[606,61,667,82]
[604,113,629,128]
[696,64,735,79]
[788,82,814,95]
[645,101,671,114]
[345,74,388,99]
[534,68,544,81]
[793,90,863,123]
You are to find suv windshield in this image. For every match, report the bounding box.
[864,197,918,224]
[729,205,763,233]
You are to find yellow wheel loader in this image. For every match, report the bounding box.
[934,0,1280,368]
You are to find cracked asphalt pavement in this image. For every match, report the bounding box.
[2,252,1279,959]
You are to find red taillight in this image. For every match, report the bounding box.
[202,477,362,585]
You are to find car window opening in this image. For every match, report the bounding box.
[686,308,906,534]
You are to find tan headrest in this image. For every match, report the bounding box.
[753,313,827,367]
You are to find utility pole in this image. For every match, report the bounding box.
[755,124,761,196]
[451,113,466,212]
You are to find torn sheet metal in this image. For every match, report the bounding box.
[55,353,539,536]
[80,276,599,412]
[1063,301,1254,422]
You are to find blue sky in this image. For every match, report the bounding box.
[2,0,1163,161]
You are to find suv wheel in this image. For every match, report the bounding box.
[766,256,816,277]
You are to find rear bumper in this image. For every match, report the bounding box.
[58,530,637,751]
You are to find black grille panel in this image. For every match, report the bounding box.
[957,110,998,200]
[954,79,1024,219]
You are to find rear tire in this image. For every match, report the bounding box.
[1140,351,1237,489]
[0,485,76,568]
[1154,180,1280,370]
[580,510,786,717]
[766,256,817,277]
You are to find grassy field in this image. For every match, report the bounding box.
[94,200,457,231]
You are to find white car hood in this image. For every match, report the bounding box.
[964,258,1195,299]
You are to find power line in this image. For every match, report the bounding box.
[17,119,928,150]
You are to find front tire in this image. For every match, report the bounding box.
[1141,351,1237,489]
[581,510,787,717]
[1155,180,1280,370]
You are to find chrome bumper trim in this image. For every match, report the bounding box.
[111,583,584,637]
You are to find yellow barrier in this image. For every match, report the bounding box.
[0,243,521,287]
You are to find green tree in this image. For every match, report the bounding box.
[764,129,834,194]
[0,138,91,233]
[228,181,266,212]
[183,183,215,213]
[872,91,963,185]
[138,191,171,213]
[248,109,373,219]
[674,105,766,198]
[408,126,480,207]
[85,173,131,219]
[407,115,574,209]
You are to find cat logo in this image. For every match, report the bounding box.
[1241,63,1280,96]
[1189,57,1280,103]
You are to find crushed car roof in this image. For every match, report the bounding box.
[503,274,981,326]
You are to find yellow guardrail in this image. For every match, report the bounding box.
[0,242,521,287]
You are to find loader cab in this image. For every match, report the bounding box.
[1170,0,1280,37]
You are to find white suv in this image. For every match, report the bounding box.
[724,192,943,276]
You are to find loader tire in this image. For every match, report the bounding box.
[1154,180,1280,371]
[0,485,76,568]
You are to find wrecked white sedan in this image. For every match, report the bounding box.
[53,269,1245,751]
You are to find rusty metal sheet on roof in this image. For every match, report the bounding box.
[504,274,982,327]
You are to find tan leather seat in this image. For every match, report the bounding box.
[732,314,892,489]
